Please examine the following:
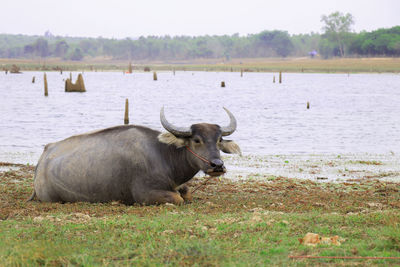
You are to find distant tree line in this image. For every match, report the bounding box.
[0,26,399,60]
[348,27,400,56]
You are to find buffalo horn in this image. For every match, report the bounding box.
[160,107,192,137]
[221,107,237,136]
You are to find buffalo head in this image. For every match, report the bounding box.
[158,107,241,176]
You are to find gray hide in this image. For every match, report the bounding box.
[33,121,240,205]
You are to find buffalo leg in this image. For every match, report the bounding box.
[177,185,192,203]
[140,190,184,205]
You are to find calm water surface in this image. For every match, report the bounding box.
[0,71,399,163]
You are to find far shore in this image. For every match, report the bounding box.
[1,57,400,73]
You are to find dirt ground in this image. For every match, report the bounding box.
[1,161,399,220]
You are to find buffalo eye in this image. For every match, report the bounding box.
[193,138,201,144]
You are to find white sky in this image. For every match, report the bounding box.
[0,0,399,38]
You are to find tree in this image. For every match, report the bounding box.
[69,48,83,61]
[271,31,294,57]
[79,39,98,56]
[256,30,294,57]
[321,11,354,57]
[54,40,69,58]
[23,44,35,55]
[34,38,49,58]
[319,38,339,58]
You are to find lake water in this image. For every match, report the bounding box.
[1,71,400,164]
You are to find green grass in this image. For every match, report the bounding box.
[1,209,399,266]
[1,164,399,266]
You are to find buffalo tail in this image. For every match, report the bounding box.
[26,190,36,202]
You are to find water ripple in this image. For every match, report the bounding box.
[0,71,399,163]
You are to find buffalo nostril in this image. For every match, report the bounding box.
[210,159,224,168]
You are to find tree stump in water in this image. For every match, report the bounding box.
[65,73,86,92]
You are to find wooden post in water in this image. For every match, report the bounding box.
[128,62,133,74]
[279,71,282,83]
[173,68,175,75]
[273,76,275,83]
[307,102,310,109]
[60,69,63,75]
[221,81,225,87]
[240,69,243,77]
[153,72,157,81]
[70,72,72,81]
[32,76,35,83]
[77,74,86,92]
[124,99,129,125]
[5,70,8,75]
[44,73,48,96]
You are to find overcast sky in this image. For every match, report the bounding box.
[1,0,399,38]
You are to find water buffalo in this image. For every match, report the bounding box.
[30,107,241,205]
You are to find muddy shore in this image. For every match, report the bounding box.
[1,154,399,220]
[223,153,400,183]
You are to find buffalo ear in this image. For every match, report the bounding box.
[158,132,186,148]
[219,140,242,156]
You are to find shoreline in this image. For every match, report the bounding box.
[2,57,400,73]
[2,152,399,183]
